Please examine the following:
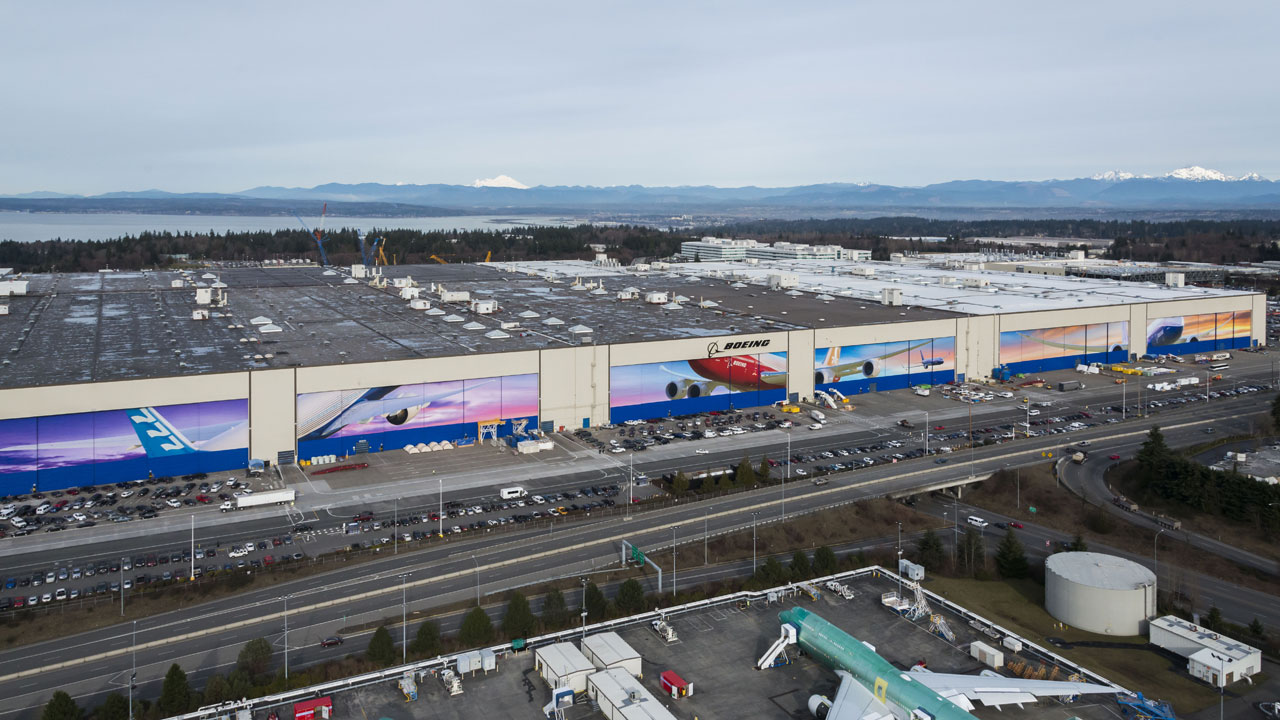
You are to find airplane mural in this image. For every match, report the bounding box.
[998,322,1128,365]
[296,374,538,442]
[812,338,955,385]
[770,607,1119,720]
[1146,311,1250,348]
[609,352,788,408]
[664,354,788,400]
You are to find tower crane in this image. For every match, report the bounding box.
[292,203,330,266]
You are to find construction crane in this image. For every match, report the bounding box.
[429,254,448,264]
[292,204,330,266]
[357,232,387,267]
[484,250,492,263]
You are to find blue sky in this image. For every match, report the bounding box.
[2,1,1276,194]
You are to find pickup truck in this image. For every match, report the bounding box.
[897,419,915,429]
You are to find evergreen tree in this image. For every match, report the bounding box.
[735,455,756,488]
[202,674,230,705]
[671,472,689,496]
[227,670,252,701]
[1249,617,1265,638]
[410,620,441,656]
[616,579,646,614]
[236,637,274,682]
[994,529,1029,579]
[501,591,537,640]
[158,664,191,716]
[812,546,838,577]
[459,606,495,647]
[758,456,771,483]
[541,587,569,629]
[757,556,788,585]
[1272,395,1280,430]
[1069,533,1088,552]
[366,626,396,667]
[584,582,608,619]
[1135,426,1170,487]
[41,691,81,720]
[1205,607,1224,632]
[789,550,812,580]
[916,528,946,571]
[98,693,128,720]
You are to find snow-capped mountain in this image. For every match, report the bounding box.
[472,174,529,189]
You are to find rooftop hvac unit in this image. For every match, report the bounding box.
[170,279,185,288]
[470,299,498,314]
[393,276,416,288]
[191,309,209,321]
[881,287,903,306]
[644,291,669,304]
[409,298,431,310]
[399,287,421,300]
[195,288,213,305]
[351,264,368,279]
[962,277,990,288]
[767,272,798,289]
[440,289,471,302]
[1164,272,1185,287]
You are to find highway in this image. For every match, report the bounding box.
[0,390,1272,719]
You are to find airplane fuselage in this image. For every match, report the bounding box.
[687,355,786,391]
[781,607,977,720]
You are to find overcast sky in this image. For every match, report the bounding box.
[2,1,1277,194]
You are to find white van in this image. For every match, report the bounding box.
[966,516,989,529]
[499,486,528,500]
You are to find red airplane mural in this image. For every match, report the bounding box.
[664,353,788,399]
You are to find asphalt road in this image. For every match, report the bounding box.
[0,392,1271,719]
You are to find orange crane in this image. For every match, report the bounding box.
[429,254,447,264]
[484,250,492,263]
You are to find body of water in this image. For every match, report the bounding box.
[0,212,582,243]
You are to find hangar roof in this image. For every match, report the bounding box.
[0,254,1253,390]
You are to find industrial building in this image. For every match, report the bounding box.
[677,237,862,262]
[1045,552,1157,635]
[1148,615,1262,688]
[0,254,1263,494]
[533,642,596,695]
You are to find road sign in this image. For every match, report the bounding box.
[630,545,646,565]
[1029,507,1037,513]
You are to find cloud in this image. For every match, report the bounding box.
[472,175,529,189]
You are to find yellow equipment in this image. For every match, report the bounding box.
[429,254,447,264]
[484,250,492,262]
[376,243,389,265]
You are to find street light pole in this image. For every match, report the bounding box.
[672,526,679,597]
[896,522,902,600]
[924,410,929,453]
[471,554,480,606]
[1154,527,1166,585]
[189,514,195,582]
[1122,380,1126,421]
[394,497,398,555]
[400,574,409,664]
[580,578,588,640]
[437,475,443,538]
[283,595,290,679]
[120,557,126,616]
[751,512,759,572]
[129,620,136,720]
[783,430,790,520]
[704,507,710,565]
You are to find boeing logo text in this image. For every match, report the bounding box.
[707,339,770,356]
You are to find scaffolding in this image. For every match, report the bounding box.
[928,614,955,642]
[477,419,503,445]
[905,582,931,621]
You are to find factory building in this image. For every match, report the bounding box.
[0,256,1263,494]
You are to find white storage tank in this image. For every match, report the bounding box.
[1045,552,1155,635]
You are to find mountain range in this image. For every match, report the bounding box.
[6,167,1279,214]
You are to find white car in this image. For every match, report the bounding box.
[166,499,182,508]
[807,423,823,430]
[1027,409,1040,416]
[695,449,710,455]
[120,490,133,498]
[72,512,87,522]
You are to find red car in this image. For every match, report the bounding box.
[1109,454,1121,460]
[195,494,211,503]
[320,636,343,648]
[933,425,945,430]
[1009,521,1024,529]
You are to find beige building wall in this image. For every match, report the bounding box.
[249,368,296,461]
[539,345,610,431]
[0,372,248,421]
[786,329,815,402]
[956,316,997,380]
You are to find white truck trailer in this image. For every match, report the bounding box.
[221,488,296,511]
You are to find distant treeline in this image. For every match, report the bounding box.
[3,217,1280,273]
[0,225,680,273]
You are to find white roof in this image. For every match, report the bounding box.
[1046,552,1154,590]
[587,668,678,720]
[582,632,640,667]
[1152,615,1260,662]
[535,642,594,677]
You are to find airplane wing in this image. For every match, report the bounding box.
[819,340,935,381]
[827,671,894,720]
[908,670,1119,709]
[304,380,495,440]
[659,365,733,394]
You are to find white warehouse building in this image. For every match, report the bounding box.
[1045,552,1156,635]
[1148,615,1262,688]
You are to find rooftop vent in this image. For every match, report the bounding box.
[462,321,486,330]
[543,317,565,326]
[518,310,540,318]
[442,314,465,323]
[568,324,592,334]
[484,329,510,339]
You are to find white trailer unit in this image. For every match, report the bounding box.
[587,668,680,720]
[582,632,643,677]
[969,640,1004,669]
[534,643,595,694]
[234,488,296,509]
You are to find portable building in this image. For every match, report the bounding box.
[1149,616,1261,687]
[534,642,595,694]
[582,632,643,677]
[587,668,679,720]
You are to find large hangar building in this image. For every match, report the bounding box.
[0,257,1263,494]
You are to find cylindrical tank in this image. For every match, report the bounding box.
[1045,551,1155,635]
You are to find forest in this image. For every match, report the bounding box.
[2,217,1279,273]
